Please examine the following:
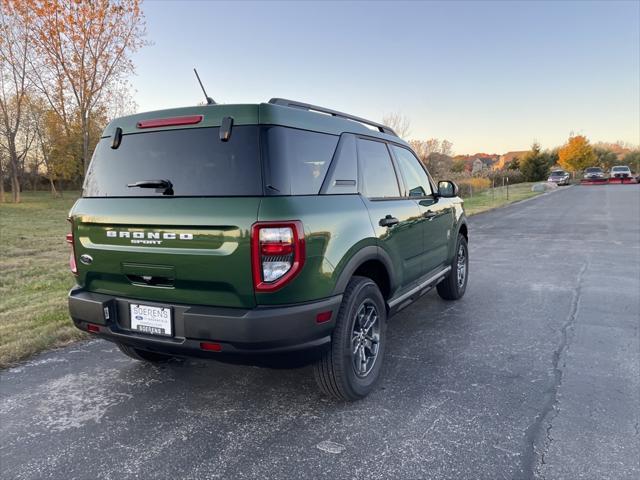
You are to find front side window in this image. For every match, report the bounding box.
[357,139,400,198]
[391,145,433,197]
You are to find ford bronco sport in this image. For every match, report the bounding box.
[67,98,468,400]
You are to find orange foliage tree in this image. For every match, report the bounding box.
[558,135,597,172]
[20,0,146,174]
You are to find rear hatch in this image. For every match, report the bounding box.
[70,120,262,308]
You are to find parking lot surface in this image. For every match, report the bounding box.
[1,185,638,480]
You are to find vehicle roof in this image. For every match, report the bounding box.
[101,102,408,147]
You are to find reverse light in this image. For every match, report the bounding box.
[251,221,305,292]
[66,221,78,275]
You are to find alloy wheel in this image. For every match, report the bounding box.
[351,300,381,378]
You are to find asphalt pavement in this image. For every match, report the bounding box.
[1,184,639,480]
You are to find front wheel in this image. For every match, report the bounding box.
[437,233,469,300]
[313,276,387,401]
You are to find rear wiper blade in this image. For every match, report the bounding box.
[127,179,174,195]
[127,179,172,189]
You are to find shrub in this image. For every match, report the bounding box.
[487,169,524,185]
[520,143,552,181]
[455,177,491,197]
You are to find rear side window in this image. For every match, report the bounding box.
[83,127,261,197]
[392,145,433,197]
[357,139,400,198]
[262,127,338,195]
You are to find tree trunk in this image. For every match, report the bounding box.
[82,112,90,176]
[10,168,20,203]
[49,176,58,197]
[8,136,21,203]
[0,160,5,203]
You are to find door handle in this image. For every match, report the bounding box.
[423,210,438,220]
[379,215,399,227]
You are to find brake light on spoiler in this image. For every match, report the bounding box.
[136,115,203,129]
[251,221,305,292]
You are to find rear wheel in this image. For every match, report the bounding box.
[437,233,468,300]
[116,343,174,363]
[313,276,387,401]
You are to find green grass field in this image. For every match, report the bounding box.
[462,182,543,216]
[0,184,545,367]
[0,191,86,368]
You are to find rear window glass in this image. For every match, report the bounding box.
[612,166,629,171]
[550,171,565,176]
[262,127,338,195]
[83,126,262,197]
[585,167,602,172]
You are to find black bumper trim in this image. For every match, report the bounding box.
[68,288,342,355]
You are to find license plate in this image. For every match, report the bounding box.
[130,304,172,337]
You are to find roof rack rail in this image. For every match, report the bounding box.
[268,98,398,137]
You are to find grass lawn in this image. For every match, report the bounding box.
[0,191,85,368]
[462,182,545,216]
[0,183,549,367]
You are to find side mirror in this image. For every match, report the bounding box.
[437,180,459,198]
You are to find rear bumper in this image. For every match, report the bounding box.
[68,287,341,356]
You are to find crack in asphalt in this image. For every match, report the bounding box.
[517,260,589,480]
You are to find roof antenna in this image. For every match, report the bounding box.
[193,68,215,105]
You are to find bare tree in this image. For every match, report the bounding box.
[425,139,440,157]
[103,79,138,120]
[382,112,411,139]
[441,140,453,156]
[28,98,59,196]
[0,2,33,203]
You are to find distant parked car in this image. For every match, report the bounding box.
[583,167,605,180]
[610,165,632,179]
[548,170,571,186]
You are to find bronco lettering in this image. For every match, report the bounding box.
[106,231,193,240]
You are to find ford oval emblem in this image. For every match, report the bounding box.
[135,315,143,321]
[79,254,93,265]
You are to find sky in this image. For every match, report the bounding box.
[129,0,640,155]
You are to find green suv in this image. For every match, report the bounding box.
[67,98,468,400]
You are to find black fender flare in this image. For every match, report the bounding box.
[332,246,397,296]
[457,218,468,240]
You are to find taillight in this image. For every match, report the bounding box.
[66,220,78,275]
[251,221,305,292]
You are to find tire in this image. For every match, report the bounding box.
[116,342,174,363]
[313,276,387,401]
[437,233,469,301]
